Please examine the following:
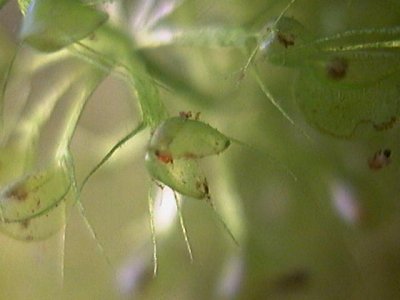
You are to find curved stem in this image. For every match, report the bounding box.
[54,67,106,160]
[79,122,146,192]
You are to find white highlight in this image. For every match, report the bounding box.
[131,0,183,31]
[116,252,149,297]
[216,253,245,299]
[136,28,176,48]
[154,186,177,235]
[330,181,362,225]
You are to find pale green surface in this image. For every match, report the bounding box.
[17,0,29,14]
[146,117,230,199]
[148,116,230,159]
[145,151,208,199]
[0,193,72,241]
[260,16,400,137]
[0,162,70,222]
[20,0,108,52]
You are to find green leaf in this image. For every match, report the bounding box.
[20,0,108,52]
[148,116,231,160]
[0,189,74,241]
[260,17,317,67]
[261,17,400,137]
[295,65,400,137]
[292,25,400,136]
[145,117,231,198]
[145,152,209,199]
[0,161,71,223]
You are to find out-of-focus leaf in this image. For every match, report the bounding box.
[0,161,71,222]
[0,0,9,10]
[17,0,31,15]
[136,26,256,49]
[295,67,400,137]
[261,16,400,137]
[20,0,108,52]
[0,188,74,241]
[260,17,317,67]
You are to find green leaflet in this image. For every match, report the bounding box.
[0,161,71,223]
[20,0,108,52]
[145,152,209,199]
[148,117,230,160]
[146,117,238,271]
[146,117,231,199]
[0,139,72,242]
[0,189,74,241]
[295,66,400,137]
[260,17,318,67]
[261,16,400,137]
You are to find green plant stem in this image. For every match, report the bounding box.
[55,67,105,160]
[71,24,169,128]
[79,121,145,191]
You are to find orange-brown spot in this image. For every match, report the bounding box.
[326,57,348,80]
[179,111,201,120]
[179,111,192,119]
[20,219,30,229]
[368,149,391,170]
[155,150,173,164]
[6,184,28,202]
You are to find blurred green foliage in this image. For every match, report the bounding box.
[0,0,400,299]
